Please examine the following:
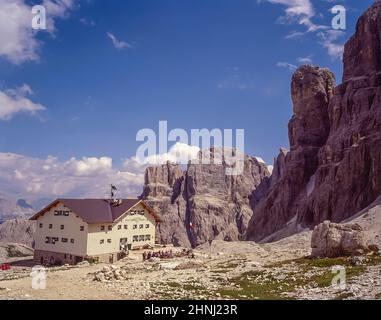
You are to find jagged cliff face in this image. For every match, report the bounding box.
[247,1,381,242]
[141,149,270,247]
[0,219,35,247]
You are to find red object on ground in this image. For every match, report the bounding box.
[0,264,11,270]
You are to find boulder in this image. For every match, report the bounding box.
[173,261,204,270]
[311,221,374,258]
[94,272,105,282]
[159,262,181,270]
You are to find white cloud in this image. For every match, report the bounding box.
[0,143,202,201]
[262,0,347,60]
[285,30,305,39]
[79,17,95,27]
[0,144,201,201]
[0,84,46,120]
[276,61,297,71]
[318,30,345,59]
[263,0,326,32]
[107,32,131,50]
[296,55,313,64]
[135,142,201,166]
[0,143,270,201]
[0,0,75,64]
[0,153,145,200]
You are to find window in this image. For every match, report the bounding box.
[133,225,137,229]
[61,238,68,243]
[39,223,43,228]
[145,224,149,229]
[54,210,70,216]
[52,237,58,244]
[100,226,105,231]
[130,210,136,215]
[132,236,138,242]
[124,225,127,230]
[117,225,121,230]
[80,226,84,231]
[100,239,104,244]
[70,239,74,244]
[145,235,151,241]
[139,224,143,229]
[60,225,64,230]
[139,235,145,241]
[45,237,51,244]
[139,210,145,215]
[49,224,52,229]
[108,225,112,231]
[107,239,111,244]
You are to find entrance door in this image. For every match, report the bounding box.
[119,238,127,251]
[109,254,114,263]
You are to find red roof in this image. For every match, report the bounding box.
[29,199,160,224]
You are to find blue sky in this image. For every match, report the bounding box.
[0,0,376,200]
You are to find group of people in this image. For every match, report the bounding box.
[143,249,174,260]
[142,248,195,261]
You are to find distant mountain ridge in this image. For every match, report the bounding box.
[0,194,35,222]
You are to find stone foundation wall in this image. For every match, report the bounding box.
[88,252,119,264]
[34,250,84,266]
[34,250,125,265]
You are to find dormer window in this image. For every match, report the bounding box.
[54,210,70,216]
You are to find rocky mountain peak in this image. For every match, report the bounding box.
[246,2,381,242]
[343,0,381,81]
[289,65,335,149]
[141,148,270,247]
